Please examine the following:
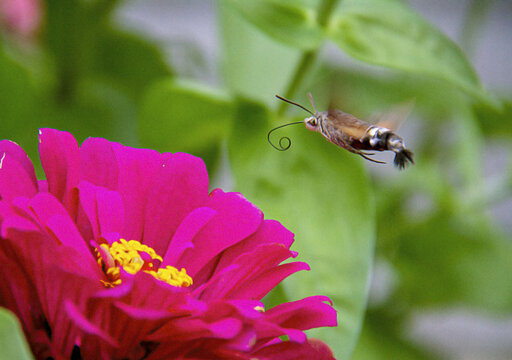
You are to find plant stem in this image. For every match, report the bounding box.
[277,0,339,117]
[317,0,339,27]
[277,51,317,117]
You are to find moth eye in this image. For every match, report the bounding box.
[309,118,318,126]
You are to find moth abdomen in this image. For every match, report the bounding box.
[366,126,391,151]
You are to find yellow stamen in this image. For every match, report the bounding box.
[95,239,193,288]
[152,266,193,287]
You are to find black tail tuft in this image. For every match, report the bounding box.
[393,149,414,170]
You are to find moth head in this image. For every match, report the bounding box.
[304,116,320,132]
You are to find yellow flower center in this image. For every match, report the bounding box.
[96,239,192,288]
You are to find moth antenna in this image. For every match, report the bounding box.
[307,92,318,113]
[267,121,304,151]
[275,95,314,116]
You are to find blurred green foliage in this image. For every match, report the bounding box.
[0,308,34,360]
[1,0,510,359]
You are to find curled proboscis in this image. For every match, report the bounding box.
[267,121,304,151]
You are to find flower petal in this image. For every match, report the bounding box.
[80,137,119,190]
[0,151,37,201]
[37,180,48,192]
[38,129,80,216]
[229,262,310,300]
[0,139,37,186]
[212,220,295,275]
[161,207,216,267]
[178,190,263,276]
[252,338,335,360]
[76,181,124,241]
[142,153,210,255]
[264,296,338,331]
[110,143,161,241]
[196,243,304,300]
[96,188,124,236]
[64,300,117,347]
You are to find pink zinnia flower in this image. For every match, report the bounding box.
[0,0,42,37]
[0,129,337,359]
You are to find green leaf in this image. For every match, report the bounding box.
[229,98,375,359]
[93,28,172,100]
[34,78,137,137]
[44,0,105,101]
[138,80,234,170]
[218,0,301,103]
[389,213,512,311]
[328,1,493,104]
[222,0,325,50]
[352,310,435,360]
[0,46,41,171]
[474,98,512,137]
[0,308,34,360]
[451,109,483,191]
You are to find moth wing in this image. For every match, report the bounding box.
[328,131,386,164]
[326,109,370,139]
[370,100,415,131]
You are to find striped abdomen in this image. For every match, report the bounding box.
[366,126,414,169]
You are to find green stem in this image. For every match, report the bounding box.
[277,0,339,117]
[317,0,339,27]
[277,51,317,117]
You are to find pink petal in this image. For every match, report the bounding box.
[110,143,162,241]
[76,181,124,241]
[0,140,37,185]
[212,220,295,275]
[252,321,307,345]
[229,262,310,300]
[96,189,124,235]
[149,301,244,343]
[191,263,239,297]
[252,338,335,360]
[178,190,263,276]
[41,267,101,356]
[0,254,42,337]
[80,272,191,358]
[197,244,298,300]
[27,192,69,225]
[37,180,48,192]
[161,207,216,267]
[76,182,98,242]
[0,0,42,37]
[142,152,209,255]
[0,222,58,326]
[93,271,189,315]
[45,214,92,258]
[64,300,117,347]
[209,318,243,339]
[1,213,40,237]
[0,151,37,201]
[38,129,80,216]
[113,301,181,321]
[225,299,265,319]
[80,137,119,190]
[226,328,258,352]
[17,193,95,266]
[265,296,338,331]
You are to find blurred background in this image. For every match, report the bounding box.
[1,0,511,359]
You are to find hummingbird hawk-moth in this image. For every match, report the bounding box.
[268,93,415,169]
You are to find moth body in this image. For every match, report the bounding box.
[270,93,415,169]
